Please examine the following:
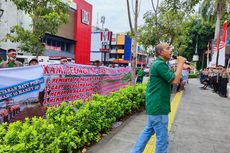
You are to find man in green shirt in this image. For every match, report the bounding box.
[132,43,186,153]
[136,65,145,83]
[0,49,23,68]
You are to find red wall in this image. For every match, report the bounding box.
[73,0,92,65]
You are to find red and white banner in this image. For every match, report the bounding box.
[0,65,131,121]
[0,65,131,108]
[101,31,111,43]
[210,20,227,67]
[42,64,131,106]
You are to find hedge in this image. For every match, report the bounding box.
[0,84,146,153]
[188,73,198,78]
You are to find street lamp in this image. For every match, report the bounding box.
[0,9,4,18]
[193,38,199,73]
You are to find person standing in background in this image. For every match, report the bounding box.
[94,60,101,67]
[60,57,68,65]
[0,57,3,64]
[0,49,23,68]
[29,58,39,66]
[136,65,145,83]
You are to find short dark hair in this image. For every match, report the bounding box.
[155,43,165,57]
[29,58,38,65]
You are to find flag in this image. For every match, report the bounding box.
[210,20,227,67]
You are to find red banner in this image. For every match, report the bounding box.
[42,64,131,106]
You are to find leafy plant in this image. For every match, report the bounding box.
[0,84,147,152]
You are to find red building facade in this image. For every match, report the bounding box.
[73,0,92,65]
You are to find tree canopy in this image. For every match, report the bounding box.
[138,0,218,70]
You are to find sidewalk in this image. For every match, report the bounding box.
[87,111,146,153]
[88,79,230,153]
[168,79,230,153]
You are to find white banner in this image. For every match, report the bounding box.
[0,66,45,109]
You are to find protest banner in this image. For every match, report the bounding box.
[0,64,131,122]
[0,66,45,121]
[42,64,131,106]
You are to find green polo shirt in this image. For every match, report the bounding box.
[146,58,175,115]
[137,69,145,80]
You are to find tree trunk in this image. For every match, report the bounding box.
[214,3,221,39]
[130,0,139,86]
[215,3,222,66]
[126,0,139,87]
[126,0,134,34]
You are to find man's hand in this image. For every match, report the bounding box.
[172,56,187,84]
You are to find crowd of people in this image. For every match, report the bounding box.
[199,66,229,97]
[170,66,190,93]
[0,49,77,69]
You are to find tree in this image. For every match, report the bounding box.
[180,15,214,69]
[126,0,141,86]
[7,0,69,57]
[138,3,188,54]
[200,0,230,65]
[163,0,199,12]
[200,0,230,38]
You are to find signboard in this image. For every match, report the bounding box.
[100,31,112,52]
[81,9,90,25]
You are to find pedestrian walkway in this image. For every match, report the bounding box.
[168,79,230,153]
[88,79,230,153]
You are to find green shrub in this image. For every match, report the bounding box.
[0,84,146,153]
[188,73,198,78]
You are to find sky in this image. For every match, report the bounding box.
[86,0,153,33]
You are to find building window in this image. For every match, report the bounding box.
[43,35,74,53]
[60,42,65,51]
[66,43,70,52]
[109,54,117,58]
[47,39,51,46]
[57,41,61,47]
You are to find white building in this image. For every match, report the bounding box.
[0,0,31,53]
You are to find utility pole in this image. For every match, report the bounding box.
[100,16,106,65]
[207,41,210,67]
[100,16,105,30]
[96,12,99,28]
[192,36,199,73]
